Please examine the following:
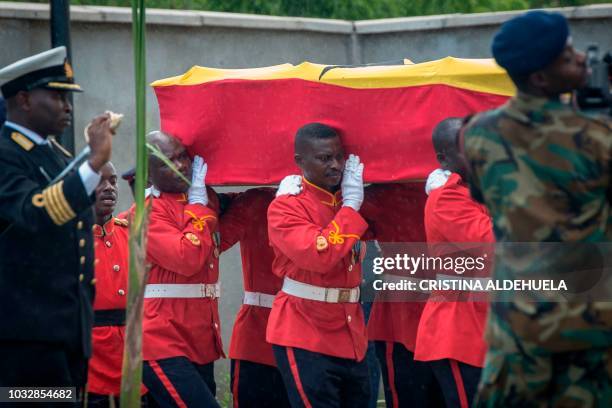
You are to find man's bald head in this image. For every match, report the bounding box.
[147,130,172,150]
[432,117,468,179]
[147,130,192,193]
[432,117,463,155]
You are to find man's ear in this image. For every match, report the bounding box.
[294,153,303,168]
[529,71,549,89]
[436,152,447,167]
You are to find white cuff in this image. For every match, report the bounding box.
[79,161,101,196]
[342,201,361,212]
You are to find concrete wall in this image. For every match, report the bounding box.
[1,2,611,401]
[2,2,611,210]
[355,6,612,63]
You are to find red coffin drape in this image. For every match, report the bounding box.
[154,78,508,185]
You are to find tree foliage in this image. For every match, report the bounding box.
[18,0,612,19]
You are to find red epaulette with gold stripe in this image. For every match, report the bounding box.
[113,218,129,227]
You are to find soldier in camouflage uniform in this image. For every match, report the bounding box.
[462,11,612,407]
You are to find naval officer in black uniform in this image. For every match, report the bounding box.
[0,47,114,395]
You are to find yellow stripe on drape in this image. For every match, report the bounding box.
[151,57,514,96]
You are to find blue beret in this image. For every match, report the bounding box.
[492,11,569,76]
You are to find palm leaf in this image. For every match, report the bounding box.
[120,0,148,406]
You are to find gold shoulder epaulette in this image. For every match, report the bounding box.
[10,132,34,151]
[48,136,73,158]
[114,218,129,227]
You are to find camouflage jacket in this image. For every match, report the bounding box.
[463,92,612,353]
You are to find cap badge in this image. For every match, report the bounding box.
[64,60,74,79]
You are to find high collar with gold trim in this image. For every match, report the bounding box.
[93,217,116,238]
[303,178,342,207]
[150,186,188,203]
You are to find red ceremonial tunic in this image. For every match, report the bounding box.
[219,188,280,367]
[414,173,493,367]
[142,190,224,364]
[266,179,369,361]
[361,183,429,352]
[88,217,131,396]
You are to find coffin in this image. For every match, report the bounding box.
[152,57,514,185]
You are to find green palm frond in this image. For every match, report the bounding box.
[146,142,192,186]
[120,0,148,406]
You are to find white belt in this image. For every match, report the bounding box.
[282,277,360,303]
[243,291,275,308]
[144,283,220,299]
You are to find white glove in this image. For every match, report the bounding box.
[425,168,451,195]
[276,175,303,197]
[341,154,364,211]
[188,155,208,205]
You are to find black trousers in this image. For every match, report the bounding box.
[0,340,87,387]
[143,357,219,408]
[230,359,291,408]
[0,340,87,407]
[429,359,482,408]
[87,393,154,408]
[374,341,444,408]
[273,345,371,408]
[375,341,482,408]
[86,393,120,408]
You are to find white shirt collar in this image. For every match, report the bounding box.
[4,121,49,145]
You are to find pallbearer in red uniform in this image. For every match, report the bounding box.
[360,184,442,408]
[141,131,222,408]
[87,162,145,407]
[219,188,290,407]
[415,117,493,408]
[273,176,434,408]
[267,123,371,408]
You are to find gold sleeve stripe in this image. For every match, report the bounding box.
[54,181,76,220]
[42,184,63,225]
[42,181,76,225]
[46,183,67,225]
[49,183,72,222]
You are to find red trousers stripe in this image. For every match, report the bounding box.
[232,360,240,408]
[148,360,188,408]
[385,342,399,408]
[449,359,469,408]
[286,347,313,408]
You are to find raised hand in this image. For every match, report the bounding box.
[86,113,113,172]
[341,154,364,211]
[188,155,209,205]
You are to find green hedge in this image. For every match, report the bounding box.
[15,0,611,20]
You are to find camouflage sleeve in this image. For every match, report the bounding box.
[587,114,612,205]
[461,119,486,204]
